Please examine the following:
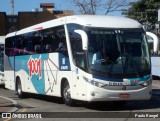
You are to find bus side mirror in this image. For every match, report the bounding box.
[146,31,159,53]
[74,30,88,50]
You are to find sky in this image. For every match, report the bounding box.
[0,0,136,16]
[0,0,75,14]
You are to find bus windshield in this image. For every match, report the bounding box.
[87,28,150,77]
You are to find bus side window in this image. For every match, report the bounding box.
[55,26,68,57]
[46,44,53,52]
[15,36,27,56]
[5,37,15,56]
[158,50,160,56]
[67,24,85,69]
[34,45,41,53]
[154,51,158,56]
[158,44,160,56]
[71,36,85,69]
[148,42,154,56]
[42,29,57,53]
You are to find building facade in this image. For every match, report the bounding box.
[0,3,73,35]
[18,10,73,30]
[6,15,18,33]
[0,12,6,35]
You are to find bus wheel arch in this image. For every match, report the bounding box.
[16,76,25,98]
[61,78,75,106]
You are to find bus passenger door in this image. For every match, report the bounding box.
[74,67,87,101]
[72,49,87,101]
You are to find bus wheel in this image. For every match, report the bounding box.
[16,78,24,98]
[62,81,75,106]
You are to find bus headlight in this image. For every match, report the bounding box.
[83,76,106,88]
[139,80,152,87]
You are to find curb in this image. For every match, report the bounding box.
[0,96,18,112]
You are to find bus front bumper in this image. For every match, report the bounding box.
[86,84,152,102]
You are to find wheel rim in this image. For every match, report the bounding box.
[17,81,22,95]
[63,85,71,102]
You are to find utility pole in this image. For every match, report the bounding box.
[10,0,14,15]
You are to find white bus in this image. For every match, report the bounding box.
[147,32,160,77]
[0,36,4,85]
[5,15,152,106]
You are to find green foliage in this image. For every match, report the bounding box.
[123,0,160,24]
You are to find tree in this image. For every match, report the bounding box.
[122,0,160,25]
[103,0,130,15]
[73,0,99,14]
[73,0,135,15]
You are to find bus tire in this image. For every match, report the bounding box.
[16,78,24,98]
[62,81,75,106]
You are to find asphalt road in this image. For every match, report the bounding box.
[0,80,160,121]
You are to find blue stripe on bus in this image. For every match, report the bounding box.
[93,75,150,83]
[8,57,14,70]
[8,53,71,95]
[9,54,48,94]
[15,54,48,94]
[129,75,150,82]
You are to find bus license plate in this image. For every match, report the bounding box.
[119,93,130,98]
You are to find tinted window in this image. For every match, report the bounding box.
[67,24,85,69]
[5,25,69,57]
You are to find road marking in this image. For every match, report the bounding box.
[0,96,18,121]
[0,96,18,113]
[18,108,27,112]
[3,118,11,121]
[0,96,17,106]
